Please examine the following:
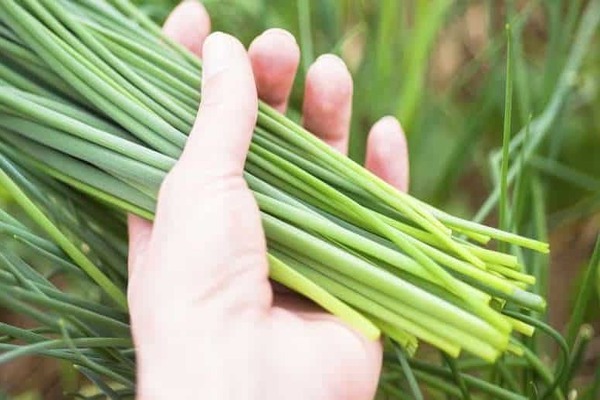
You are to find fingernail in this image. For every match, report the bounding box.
[202,32,233,83]
[377,115,402,132]
[262,28,296,43]
[316,54,348,70]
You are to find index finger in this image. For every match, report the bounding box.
[162,0,211,58]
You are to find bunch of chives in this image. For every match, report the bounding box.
[0,159,562,399]
[0,0,550,362]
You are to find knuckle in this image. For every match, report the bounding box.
[157,164,188,203]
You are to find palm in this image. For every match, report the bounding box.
[270,301,382,399]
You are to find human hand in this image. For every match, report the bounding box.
[127,1,409,399]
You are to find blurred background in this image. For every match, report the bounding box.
[2,0,599,398]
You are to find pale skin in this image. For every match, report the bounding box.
[127,1,409,399]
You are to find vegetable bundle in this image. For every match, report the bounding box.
[0,0,549,365]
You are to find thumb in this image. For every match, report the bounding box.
[130,30,268,398]
[177,32,258,178]
[144,32,269,312]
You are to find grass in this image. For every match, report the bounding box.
[499,22,514,242]
[0,0,599,398]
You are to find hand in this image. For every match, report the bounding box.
[127,1,409,399]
